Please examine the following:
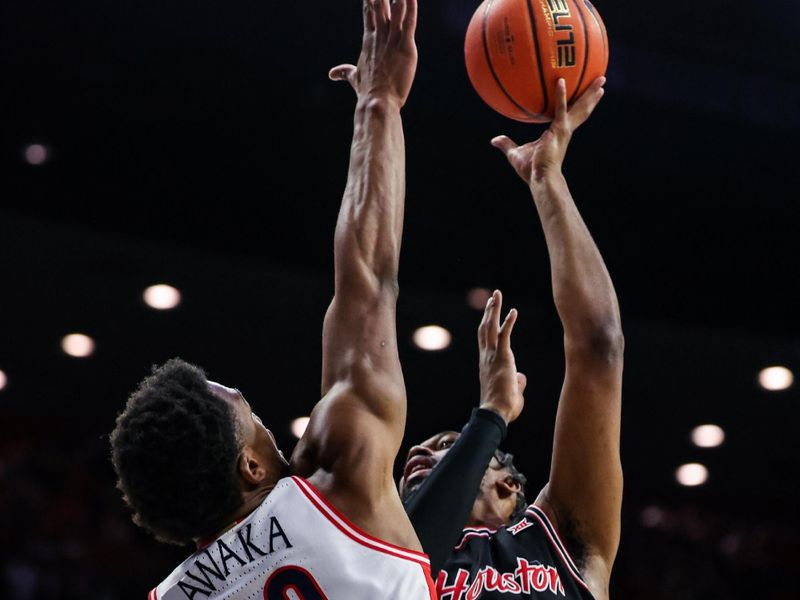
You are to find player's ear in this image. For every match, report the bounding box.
[496,475,521,498]
[238,447,267,486]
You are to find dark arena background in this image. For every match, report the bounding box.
[1,1,799,598]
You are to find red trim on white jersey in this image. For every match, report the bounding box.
[525,506,592,594]
[147,587,157,600]
[291,476,431,567]
[419,563,438,600]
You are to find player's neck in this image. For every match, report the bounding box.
[467,498,511,530]
[238,482,277,517]
[194,480,281,549]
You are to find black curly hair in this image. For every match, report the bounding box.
[493,450,529,522]
[109,358,244,545]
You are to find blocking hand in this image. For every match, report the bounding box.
[328,0,418,108]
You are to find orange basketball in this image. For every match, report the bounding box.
[464,0,609,122]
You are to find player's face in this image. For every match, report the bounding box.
[398,431,507,499]
[399,431,459,498]
[398,431,457,498]
[207,381,290,476]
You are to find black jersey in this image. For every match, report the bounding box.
[435,505,595,600]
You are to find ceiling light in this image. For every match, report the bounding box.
[143,284,182,310]
[640,505,665,528]
[291,417,310,439]
[412,325,452,351]
[62,333,95,358]
[758,366,793,391]
[24,144,48,165]
[466,287,492,310]
[676,463,708,487]
[691,424,725,448]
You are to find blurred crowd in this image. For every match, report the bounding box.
[1,432,797,600]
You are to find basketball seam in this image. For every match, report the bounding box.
[568,0,590,105]
[525,0,549,116]
[584,0,608,70]
[481,0,544,120]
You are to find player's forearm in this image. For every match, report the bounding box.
[334,98,405,295]
[530,172,622,349]
[404,409,507,574]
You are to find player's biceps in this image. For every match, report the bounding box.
[324,405,404,482]
[349,368,407,422]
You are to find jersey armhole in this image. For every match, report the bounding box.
[525,505,594,596]
[290,476,431,567]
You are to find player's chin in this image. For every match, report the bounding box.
[400,471,430,500]
[399,480,417,501]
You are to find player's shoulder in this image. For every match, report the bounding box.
[510,504,575,552]
[519,504,592,591]
[456,505,571,555]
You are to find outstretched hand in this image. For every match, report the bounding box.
[328,0,418,108]
[491,76,606,184]
[478,290,526,425]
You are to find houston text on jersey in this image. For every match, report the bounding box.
[437,559,566,600]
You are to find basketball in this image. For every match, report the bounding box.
[464,0,609,122]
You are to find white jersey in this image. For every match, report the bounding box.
[149,476,436,600]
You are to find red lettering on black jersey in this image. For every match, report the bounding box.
[437,568,470,600]
[437,560,565,598]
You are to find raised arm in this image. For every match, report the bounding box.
[290,0,419,536]
[492,77,623,599]
[403,290,525,573]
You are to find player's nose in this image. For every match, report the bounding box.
[405,444,433,464]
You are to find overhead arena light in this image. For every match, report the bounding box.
[691,424,725,448]
[675,463,708,487]
[466,287,492,310]
[143,284,182,310]
[758,366,793,391]
[24,143,48,165]
[0,369,7,391]
[412,325,452,351]
[291,417,310,439]
[61,333,95,358]
[640,505,665,528]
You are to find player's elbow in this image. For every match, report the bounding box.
[567,320,624,364]
[592,321,624,359]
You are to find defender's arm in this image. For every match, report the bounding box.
[291,0,418,531]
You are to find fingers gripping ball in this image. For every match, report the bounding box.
[465,0,609,122]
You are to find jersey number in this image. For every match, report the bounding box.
[264,566,329,600]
